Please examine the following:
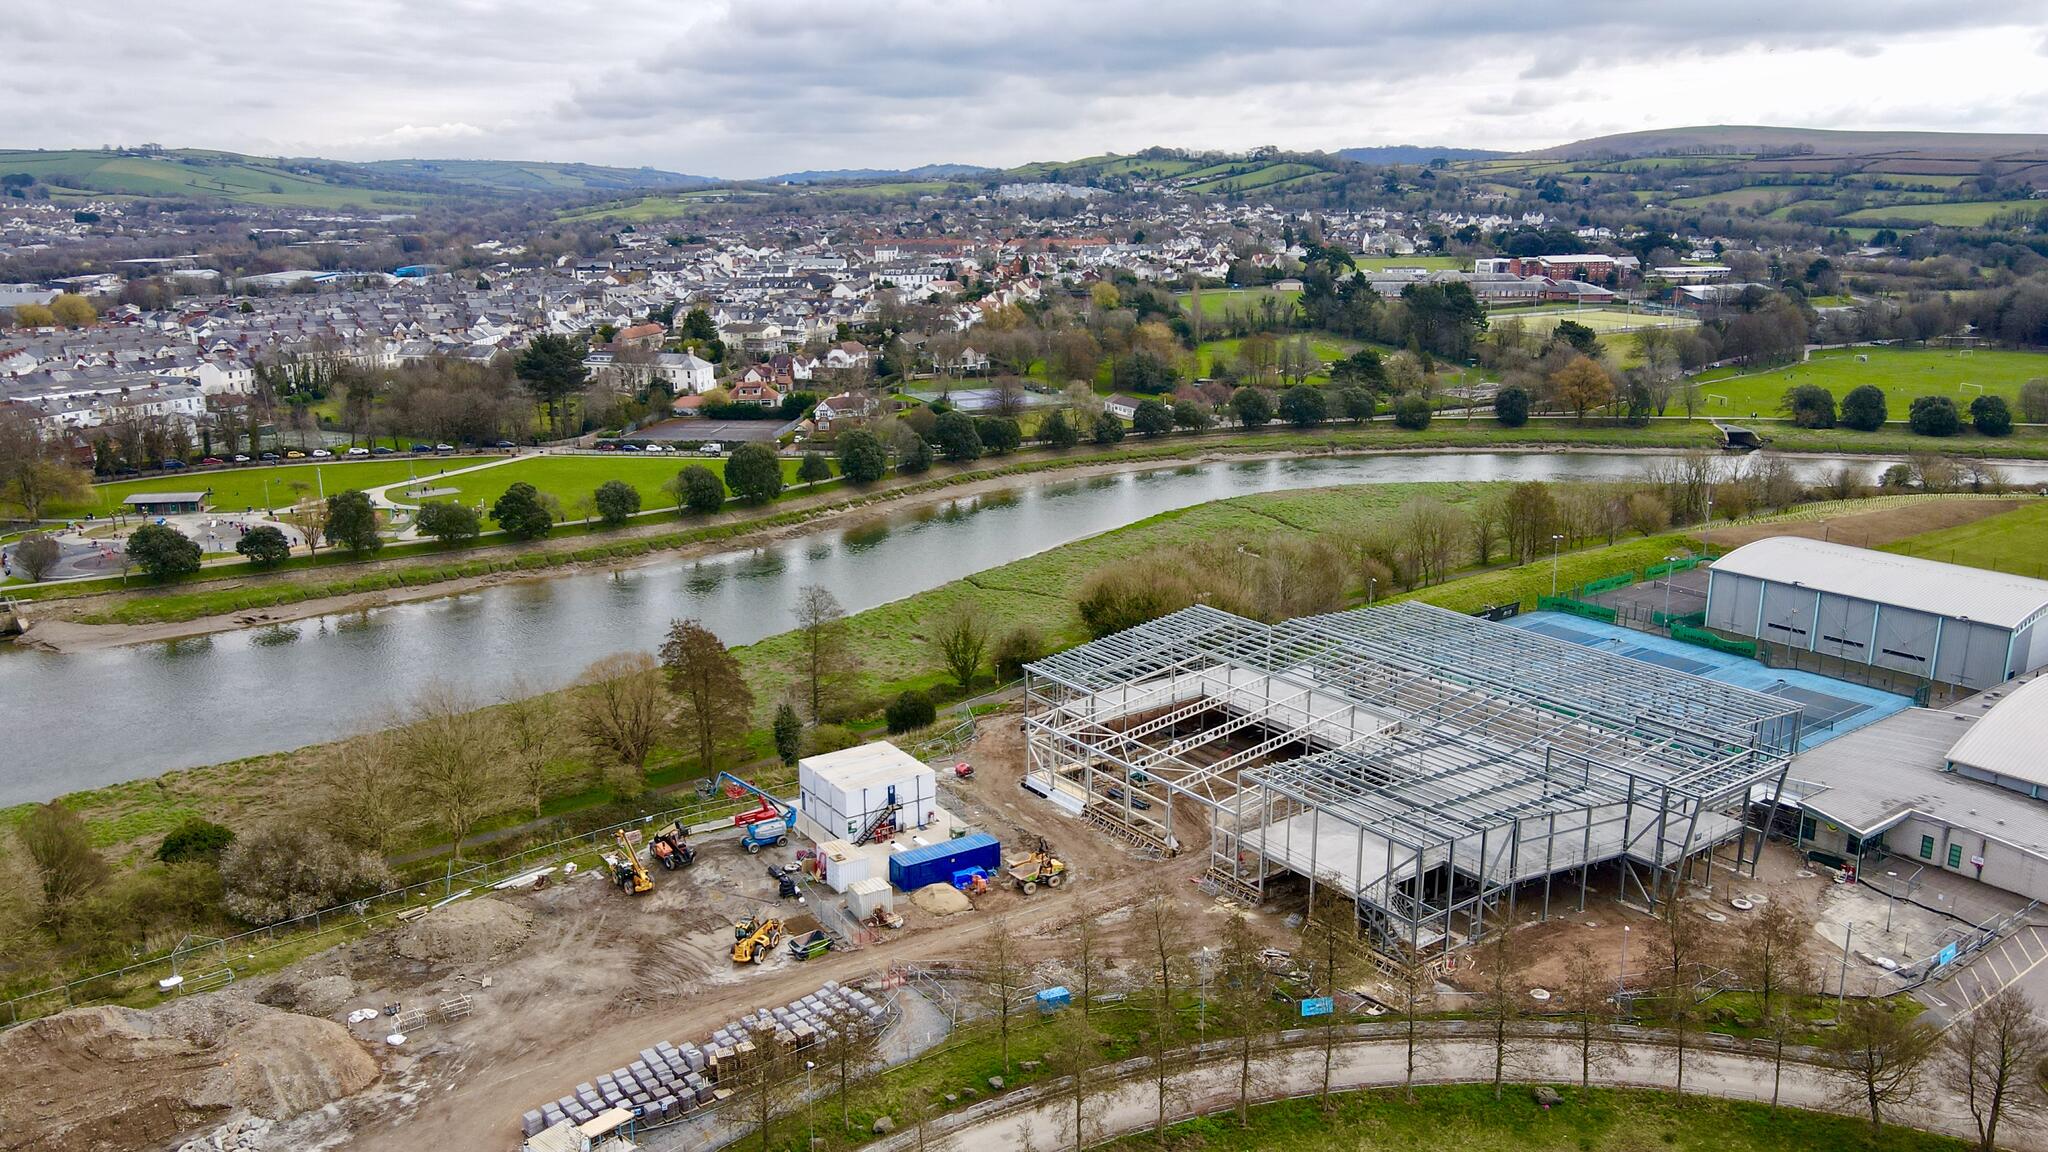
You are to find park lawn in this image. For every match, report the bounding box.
[1178,287,1302,321]
[1690,345,2048,420]
[52,458,504,519]
[1881,499,2048,580]
[1195,335,1371,379]
[1100,1085,1968,1152]
[419,453,836,523]
[1501,307,1699,336]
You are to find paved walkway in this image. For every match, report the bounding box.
[361,454,527,541]
[872,1031,2022,1151]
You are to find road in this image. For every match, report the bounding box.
[873,1032,2024,1152]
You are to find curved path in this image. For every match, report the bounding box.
[866,1026,2028,1151]
[360,453,527,540]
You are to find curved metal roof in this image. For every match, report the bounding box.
[1711,537,2048,631]
[1947,675,2048,786]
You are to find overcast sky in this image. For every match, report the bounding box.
[8,2,2048,178]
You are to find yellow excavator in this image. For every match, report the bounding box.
[732,915,786,964]
[605,829,654,895]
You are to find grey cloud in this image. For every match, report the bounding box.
[1,0,2042,174]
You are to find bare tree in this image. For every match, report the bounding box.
[393,682,506,860]
[659,618,755,772]
[792,584,853,721]
[1947,988,2048,1152]
[16,802,104,932]
[727,1034,802,1152]
[1652,896,1709,1095]
[1735,899,1813,1033]
[282,498,328,555]
[316,730,411,853]
[1828,998,1939,1136]
[575,652,668,795]
[930,605,991,693]
[980,914,1026,1074]
[497,682,570,819]
[1047,1002,1107,1152]
[1557,938,1622,1097]
[1215,912,1274,1127]
[1303,888,1368,1107]
[1474,923,1529,1099]
[1389,946,1434,1103]
[1139,883,1190,1139]
[1070,903,1103,1020]
[819,1014,886,1138]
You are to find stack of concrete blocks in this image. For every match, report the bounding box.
[519,981,891,1137]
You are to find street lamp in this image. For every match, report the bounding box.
[1549,534,1565,596]
[1662,555,1680,620]
[805,1059,815,1149]
[1618,925,1630,997]
[1367,576,1377,607]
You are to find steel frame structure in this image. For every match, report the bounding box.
[1023,602,1802,953]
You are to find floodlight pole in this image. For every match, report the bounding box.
[1663,555,1679,619]
[1549,534,1564,596]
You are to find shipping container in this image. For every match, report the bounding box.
[846,876,895,918]
[888,832,999,893]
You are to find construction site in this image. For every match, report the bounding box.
[1021,601,1804,955]
[13,548,2048,1152]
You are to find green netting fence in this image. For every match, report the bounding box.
[1643,555,1707,580]
[1536,596,1617,623]
[1653,610,1707,629]
[1579,572,1637,595]
[1671,623,1755,657]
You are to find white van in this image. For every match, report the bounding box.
[699,442,724,455]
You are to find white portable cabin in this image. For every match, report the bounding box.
[815,838,873,892]
[797,741,937,845]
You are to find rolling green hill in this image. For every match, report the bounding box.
[0,147,713,209]
[0,148,436,208]
[358,158,711,193]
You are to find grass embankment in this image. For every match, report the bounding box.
[1880,498,2048,579]
[1103,1086,1966,1152]
[1690,345,2048,419]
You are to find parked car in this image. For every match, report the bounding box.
[410,443,433,453]
[371,446,395,456]
[493,439,516,449]
[200,457,224,466]
[346,447,370,457]
[259,452,279,461]
[160,459,186,470]
[594,440,618,451]
[233,454,251,463]
[619,442,641,452]
[310,449,332,458]
[699,442,724,455]
[284,450,305,459]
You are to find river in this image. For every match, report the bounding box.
[6,450,2040,804]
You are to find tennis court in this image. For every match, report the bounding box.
[1506,611,1910,749]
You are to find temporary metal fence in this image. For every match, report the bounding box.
[1,788,772,1028]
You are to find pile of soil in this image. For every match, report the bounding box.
[393,897,535,966]
[255,972,359,1019]
[910,883,974,915]
[0,998,377,1152]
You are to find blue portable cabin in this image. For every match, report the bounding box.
[889,832,999,892]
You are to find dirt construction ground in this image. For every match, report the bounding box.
[1,710,1904,1152]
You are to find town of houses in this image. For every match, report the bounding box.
[2,185,1731,460]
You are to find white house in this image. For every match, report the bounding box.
[812,391,878,432]
[651,351,716,394]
